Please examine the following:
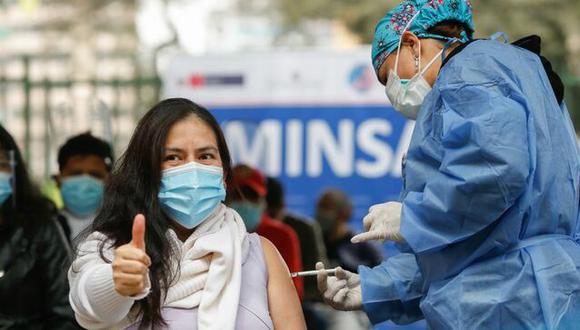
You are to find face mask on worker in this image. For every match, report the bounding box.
[61,175,105,217]
[0,172,13,206]
[158,161,226,229]
[385,37,444,120]
[229,201,263,232]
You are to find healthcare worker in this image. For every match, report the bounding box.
[316,0,580,329]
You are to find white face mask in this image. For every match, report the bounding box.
[385,40,444,120]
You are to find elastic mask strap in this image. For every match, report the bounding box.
[394,10,422,76]
[440,37,461,63]
[490,32,509,43]
[419,46,446,76]
[8,150,16,207]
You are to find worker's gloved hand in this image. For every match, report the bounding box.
[351,201,404,243]
[316,262,362,311]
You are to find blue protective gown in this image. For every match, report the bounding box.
[359,39,580,329]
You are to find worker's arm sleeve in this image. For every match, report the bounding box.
[359,253,425,325]
[401,81,531,255]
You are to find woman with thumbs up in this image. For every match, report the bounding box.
[68,98,306,329]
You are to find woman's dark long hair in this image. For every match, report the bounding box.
[0,125,54,232]
[82,98,232,327]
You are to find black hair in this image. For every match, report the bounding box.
[265,177,284,217]
[427,19,473,40]
[228,186,260,204]
[80,98,232,328]
[316,189,352,219]
[58,132,114,171]
[0,125,55,233]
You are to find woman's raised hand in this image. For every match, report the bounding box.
[112,214,151,297]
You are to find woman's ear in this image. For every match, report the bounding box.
[401,31,421,58]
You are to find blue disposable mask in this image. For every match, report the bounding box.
[229,201,263,232]
[61,175,105,217]
[158,161,226,229]
[0,172,13,206]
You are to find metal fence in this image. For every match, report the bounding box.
[0,54,578,180]
[0,54,161,179]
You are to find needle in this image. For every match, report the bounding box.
[290,269,336,277]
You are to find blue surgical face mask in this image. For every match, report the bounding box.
[0,172,13,206]
[229,201,263,232]
[61,175,104,217]
[158,161,226,229]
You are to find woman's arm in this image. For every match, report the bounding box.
[68,232,150,329]
[260,236,306,330]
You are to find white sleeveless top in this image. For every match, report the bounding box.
[125,233,273,329]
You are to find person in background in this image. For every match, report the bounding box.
[56,132,113,243]
[68,98,305,329]
[227,164,304,299]
[313,189,381,330]
[316,189,382,272]
[0,124,79,329]
[265,177,328,329]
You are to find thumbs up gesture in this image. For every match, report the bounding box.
[112,214,151,297]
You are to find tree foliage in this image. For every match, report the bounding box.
[272,0,580,130]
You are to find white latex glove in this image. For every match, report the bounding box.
[351,201,404,243]
[316,262,362,311]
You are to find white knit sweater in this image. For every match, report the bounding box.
[68,205,249,330]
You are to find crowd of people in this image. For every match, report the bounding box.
[0,99,382,329]
[1,0,579,329]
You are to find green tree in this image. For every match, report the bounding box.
[272,0,580,131]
